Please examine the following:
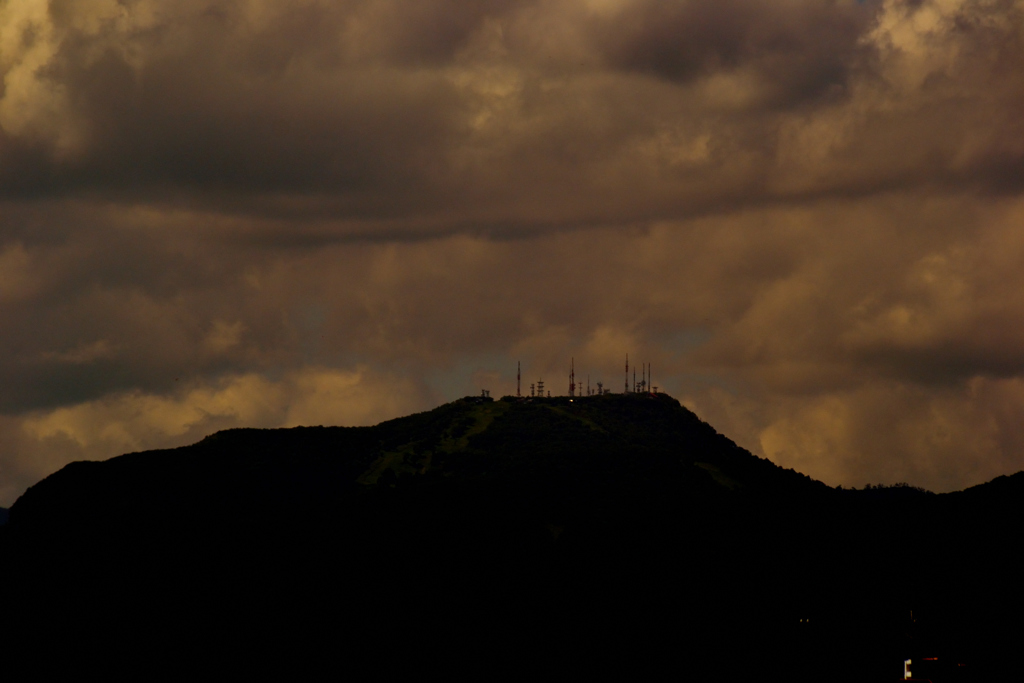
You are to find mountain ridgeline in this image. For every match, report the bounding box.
[8,392,827,529]
[2,393,1021,680]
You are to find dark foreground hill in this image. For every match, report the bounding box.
[1,393,1021,680]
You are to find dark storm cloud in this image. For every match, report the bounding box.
[3,0,1020,217]
[2,0,472,207]
[591,0,872,105]
[3,0,1024,503]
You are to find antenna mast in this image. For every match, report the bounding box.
[625,354,629,394]
[570,357,575,397]
[517,361,521,397]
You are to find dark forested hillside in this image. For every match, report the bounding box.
[1,393,1020,680]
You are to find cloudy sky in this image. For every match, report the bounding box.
[1,0,1023,503]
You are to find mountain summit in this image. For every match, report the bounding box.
[2,393,1021,680]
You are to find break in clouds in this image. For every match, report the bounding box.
[2,0,1024,503]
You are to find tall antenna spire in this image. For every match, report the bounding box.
[570,357,575,397]
[517,361,521,397]
[625,354,629,394]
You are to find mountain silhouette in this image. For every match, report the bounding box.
[1,393,1020,680]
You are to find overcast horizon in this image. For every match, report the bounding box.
[2,0,1024,504]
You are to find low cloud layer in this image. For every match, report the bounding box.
[2,0,1024,503]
